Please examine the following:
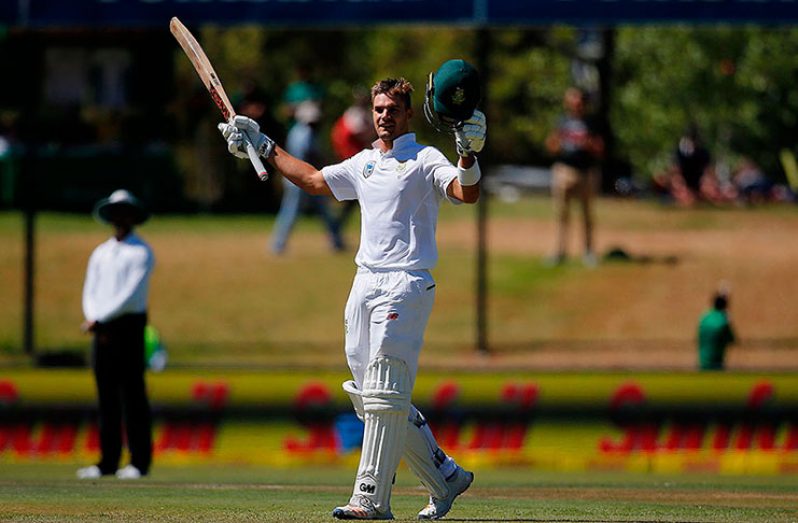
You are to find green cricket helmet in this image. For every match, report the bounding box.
[424,59,481,132]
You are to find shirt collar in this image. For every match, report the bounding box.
[113,231,138,244]
[372,133,417,158]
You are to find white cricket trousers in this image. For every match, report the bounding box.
[344,268,436,389]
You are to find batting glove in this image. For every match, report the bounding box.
[218,115,276,160]
[454,110,487,157]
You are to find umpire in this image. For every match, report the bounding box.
[77,189,155,480]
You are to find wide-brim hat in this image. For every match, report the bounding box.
[93,189,150,225]
[431,59,481,122]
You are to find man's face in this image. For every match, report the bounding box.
[108,206,137,235]
[372,93,413,143]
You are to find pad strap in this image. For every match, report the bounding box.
[403,406,450,498]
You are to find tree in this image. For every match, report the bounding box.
[611,27,798,183]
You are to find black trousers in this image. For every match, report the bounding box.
[91,313,152,475]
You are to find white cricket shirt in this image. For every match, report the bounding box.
[82,232,154,323]
[322,133,462,271]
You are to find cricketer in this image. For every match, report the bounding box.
[218,60,486,520]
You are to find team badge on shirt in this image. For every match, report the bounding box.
[363,161,376,178]
[396,162,407,174]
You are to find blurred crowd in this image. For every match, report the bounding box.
[234,67,376,254]
[650,125,796,207]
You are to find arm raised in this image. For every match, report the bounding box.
[269,144,332,196]
[219,115,332,196]
[447,156,481,204]
[447,110,485,204]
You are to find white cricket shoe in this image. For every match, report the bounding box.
[115,464,143,480]
[332,495,393,520]
[76,465,102,480]
[417,466,473,520]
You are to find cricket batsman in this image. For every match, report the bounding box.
[219,60,486,520]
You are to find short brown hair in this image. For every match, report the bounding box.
[371,78,414,110]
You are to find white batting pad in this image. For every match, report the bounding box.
[343,380,365,421]
[404,405,450,498]
[351,356,412,514]
[343,379,452,498]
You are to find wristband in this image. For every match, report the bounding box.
[257,134,276,159]
[457,162,481,186]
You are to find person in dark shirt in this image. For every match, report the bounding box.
[655,125,715,206]
[698,290,736,370]
[676,125,712,198]
[545,87,604,267]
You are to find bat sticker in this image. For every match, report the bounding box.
[209,86,231,120]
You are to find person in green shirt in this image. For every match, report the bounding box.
[698,292,736,370]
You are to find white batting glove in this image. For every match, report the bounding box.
[454,110,487,157]
[218,115,276,159]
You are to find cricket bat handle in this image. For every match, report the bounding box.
[246,142,269,181]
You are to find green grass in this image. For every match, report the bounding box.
[1,464,796,522]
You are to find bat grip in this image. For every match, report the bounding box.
[245,142,269,181]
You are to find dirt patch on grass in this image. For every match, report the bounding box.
[433,200,798,371]
[3,203,796,371]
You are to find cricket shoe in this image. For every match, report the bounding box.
[76,465,103,480]
[332,495,393,520]
[115,465,143,480]
[417,466,474,520]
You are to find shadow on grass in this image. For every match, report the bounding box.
[602,246,679,266]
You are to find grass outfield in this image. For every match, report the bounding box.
[1,464,797,522]
[2,196,797,369]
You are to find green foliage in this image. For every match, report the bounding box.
[179,25,798,184]
[489,29,573,164]
[189,26,798,186]
[174,26,573,164]
[612,26,798,180]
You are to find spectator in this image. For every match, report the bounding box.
[77,189,155,480]
[733,157,773,205]
[331,88,376,162]
[331,87,377,229]
[271,101,345,254]
[281,65,323,123]
[697,287,736,371]
[545,87,604,267]
[658,124,714,206]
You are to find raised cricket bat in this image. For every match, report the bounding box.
[170,17,269,181]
